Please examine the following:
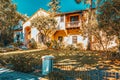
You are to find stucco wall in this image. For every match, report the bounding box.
[55,15,65,30]
[31,27,39,42]
[64,35,88,49]
[22,9,49,45]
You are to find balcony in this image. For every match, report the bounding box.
[66,21,81,29]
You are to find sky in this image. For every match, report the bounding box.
[12,0,95,17]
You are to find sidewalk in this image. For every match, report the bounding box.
[0,49,41,55]
[0,68,40,80]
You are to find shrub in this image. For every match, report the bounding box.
[76,43,84,50]
[108,52,120,60]
[0,55,9,66]
[0,43,4,47]
[12,41,23,47]
[8,54,41,72]
[45,71,65,80]
[46,41,51,48]
[65,45,77,50]
[51,40,60,50]
[28,38,37,49]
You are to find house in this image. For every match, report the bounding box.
[22,9,50,47]
[22,9,89,49]
[22,8,117,50]
[52,10,90,49]
[14,20,24,43]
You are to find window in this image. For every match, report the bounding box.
[60,15,64,22]
[58,36,63,42]
[72,36,77,44]
[70,16,79,22]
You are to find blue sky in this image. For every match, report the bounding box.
[12,0,95,17]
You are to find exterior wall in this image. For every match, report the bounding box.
[53,30,67,40]
[53,12,88,49]
[55,15,65,30]
[65,12,82,29]
[23,21,31,36]
[31,27,39,42]
[65,13,81,22]
[64,35,88,49]
[67,29,80,35]
[23,9,49,46]
[30,10,49,21]
[64,36,72,44]
[14,31,24,42]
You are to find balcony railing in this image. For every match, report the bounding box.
[66,21,81,29]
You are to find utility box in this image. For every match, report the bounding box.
[42,55,54,75]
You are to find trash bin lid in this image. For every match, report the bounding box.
[42,55,54,59]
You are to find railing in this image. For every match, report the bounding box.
[66,21,81,29]
[53,64,120,80]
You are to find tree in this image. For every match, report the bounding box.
[97,0,120,52]
[31,15,57,44]
[31,0,60,47]
[75,0,95,50]
[48,0,60,21]
[0,0,26,46]
[48,0,60,14]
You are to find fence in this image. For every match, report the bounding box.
[53,64,120,80]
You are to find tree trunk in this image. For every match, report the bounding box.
[87,0,93,50]
[87,35,91,50]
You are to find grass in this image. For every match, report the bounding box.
[0,49,118,67]
[0,49,103,68]
[0,49,120,69]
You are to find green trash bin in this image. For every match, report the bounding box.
[42,55,54,75]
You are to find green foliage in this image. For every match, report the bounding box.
[0,0,27,45]
[28,38,38,49]
[0,49,105,74]
[12,41,23,47]
[75,0,91,4]
[97,0,120,53]
[46,41,51,48]
[51,40,60,50]
[0,55,10,66]
[97,0,120,36]
[65,45,77,50]
[9,54,33,72]
[45,40,65,50]
[48,0,60,13]
[75,0,97,50]
[76,43,84,50]
[31,15,57,44]
[46,71,65,80]
[0,43,4,47]
[7,54,41,72]
[0,28,14,46]
[107,52,120,60]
